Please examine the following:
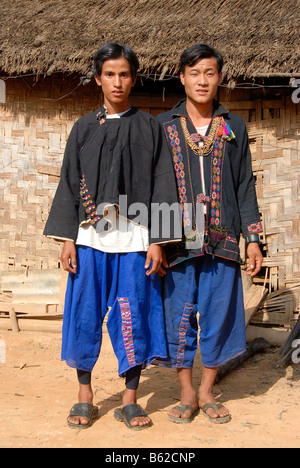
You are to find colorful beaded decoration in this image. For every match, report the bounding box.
[180,116,223,157]
[96,110,106,125]
[80,175,101,224]
[180,116,235,157]
[218,121,236,141]
[78,110,107,224]
[180,116,236,228]
[197,193,210,204]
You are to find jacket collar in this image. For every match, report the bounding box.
[96,105,137,120]
[171,99,229,119]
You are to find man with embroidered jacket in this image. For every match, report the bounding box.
[44,43,180,430]
[156,44,263,424]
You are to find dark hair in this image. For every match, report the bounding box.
[93,42,139,79]
[180,44,223,74]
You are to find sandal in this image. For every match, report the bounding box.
[114,403,152,431]
[200,402,231,424]
[67,403,98,429]
[168,405,199,424]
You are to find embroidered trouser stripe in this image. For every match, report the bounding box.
[160,255,246,369]
[61,247,167,374]
[118,297,136,367]
[176,303,194,366]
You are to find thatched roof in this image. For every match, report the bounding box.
[1,0,299,80]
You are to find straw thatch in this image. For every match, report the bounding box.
[1,0,299,79]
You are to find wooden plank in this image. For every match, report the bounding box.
[8,305,19,333]
[36,163,61,177]
[0,303,58,316]
[244,284,268,326]
[0,316,62,333]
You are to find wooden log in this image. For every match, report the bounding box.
[246,325,290,347]
[215,338,273,383]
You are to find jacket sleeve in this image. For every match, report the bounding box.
[43,121,82,242]
[237,123,263,238]
[149,117,182,245]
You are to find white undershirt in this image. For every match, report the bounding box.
[76,109,149,253]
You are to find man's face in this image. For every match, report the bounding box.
[95,56,136,112]
[180,57,222,106]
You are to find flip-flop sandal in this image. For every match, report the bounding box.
[168,405,199,424]
[67,403,99,429]
[114,403,152,431]
[200,403,231,424]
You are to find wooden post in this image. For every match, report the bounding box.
[9,305,20,333]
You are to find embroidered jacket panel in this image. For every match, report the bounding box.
[44,106,181,245]
[156,99,263,265]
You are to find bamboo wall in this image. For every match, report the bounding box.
[0,75,299,325]
[219,89,300,325]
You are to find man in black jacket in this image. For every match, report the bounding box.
[44,43,180,430]
[156,44,263,424]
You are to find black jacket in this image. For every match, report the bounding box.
[157,99,262,265]
[44,106,181,245]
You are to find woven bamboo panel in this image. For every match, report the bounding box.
[222,95,300,325]
[0,77,99,271]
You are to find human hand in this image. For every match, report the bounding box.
[145,244,168,276]
[59,241,77,274]
[246,242,263,277]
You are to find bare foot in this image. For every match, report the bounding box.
[122,388,151,428]
[167,368,199,422]
[199,389,230,420]
[67,384,94,427]
[198,366,230,421]
[168,388,198,421]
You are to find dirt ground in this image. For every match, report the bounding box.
[1,325,300,449]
